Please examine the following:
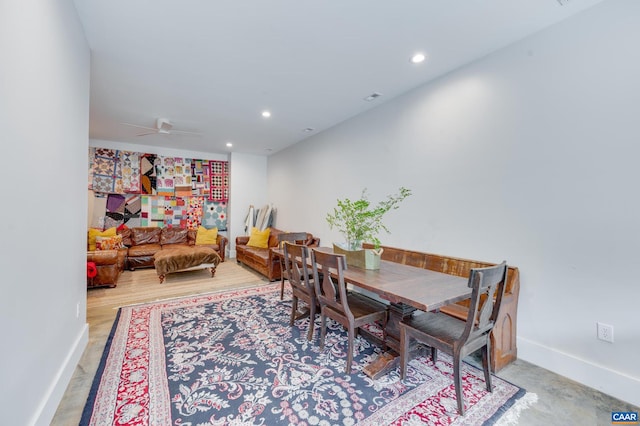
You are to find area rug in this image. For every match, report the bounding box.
[81,283,536,425]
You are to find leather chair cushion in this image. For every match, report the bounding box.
[128,243,162,257]
[161,227,188,245]
[131,227,162,245]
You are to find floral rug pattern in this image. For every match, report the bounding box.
[82,284,528,425]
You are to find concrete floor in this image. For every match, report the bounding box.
[475,357,638,425]
[53,264,638,425]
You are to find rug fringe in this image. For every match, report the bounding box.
[493,392,538,426]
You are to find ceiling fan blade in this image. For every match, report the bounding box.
[121,122,156,131]
[122,121,202,137]
[171,129,203,136]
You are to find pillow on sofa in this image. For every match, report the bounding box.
[96,234,123,250]
[88,227,116,251]
[247,227,270,248]
[195,226,218,245]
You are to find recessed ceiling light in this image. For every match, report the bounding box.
[226,142,233,147]
[410,53,426,64]
[303,128,315,133]
[261,110,271,118]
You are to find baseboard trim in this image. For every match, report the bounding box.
[32,323,89,426]
[518,336,640,407]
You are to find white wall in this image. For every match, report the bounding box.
[0,1,91,424]
[268,0,640,406]
[228,152,268,257]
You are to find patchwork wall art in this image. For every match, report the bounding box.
[89,148,228,231]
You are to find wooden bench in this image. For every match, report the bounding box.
[363,243,520,372]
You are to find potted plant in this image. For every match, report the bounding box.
[326,187,411,269]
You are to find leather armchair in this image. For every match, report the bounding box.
[87,249,126,288]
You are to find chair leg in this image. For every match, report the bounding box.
[279,259,286,300]
[280,279,285,300]
[431,347,438,365]
[346,326,354,374]
[482,344,493,392]
[453,354,465,415]
[319,312,327,350]
[290,296,298,326]
[306,299,316,341]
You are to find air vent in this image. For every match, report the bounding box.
[363,92,383,102]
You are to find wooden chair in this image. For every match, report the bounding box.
[311,249,388,374]
[277,232,309,299]
[282,242,317,341]
[399,261,508,415]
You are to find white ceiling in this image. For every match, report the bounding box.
[74,0,605,156]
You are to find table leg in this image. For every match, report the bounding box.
[362,302,417,380]
[385,302,417,351]
[280,258,286,299]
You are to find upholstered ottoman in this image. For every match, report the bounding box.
[153,246,221,283]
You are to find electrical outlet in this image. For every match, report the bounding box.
[597,322,614,343]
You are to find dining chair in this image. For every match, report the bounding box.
[277,232,309,299]
[399,261,508,415]
[311,249,388,374]
[282,242,318,341]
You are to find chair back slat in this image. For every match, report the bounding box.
[463,261,508,342]
[277,232,307,282]
[277,232,309,247]
[283,242,312,294]
[311,249,352,320]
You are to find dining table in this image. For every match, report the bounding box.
[273,246,472,378]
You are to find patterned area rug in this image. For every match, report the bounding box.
[81,284,535,425]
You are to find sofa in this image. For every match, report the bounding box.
[87,249,126,288]
[119,227,228,270]
[235,228,320,281]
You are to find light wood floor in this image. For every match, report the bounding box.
[52,260,269,426]
[52,260,638,425]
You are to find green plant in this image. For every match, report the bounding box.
[326,187,412,250]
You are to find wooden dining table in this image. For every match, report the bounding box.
[274,246,472,378]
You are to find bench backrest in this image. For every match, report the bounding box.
[362,243,519,296]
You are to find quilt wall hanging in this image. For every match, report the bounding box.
[89,148,228,231]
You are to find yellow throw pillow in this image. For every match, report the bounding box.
[88,227,116,251]
[195,226,218,245]
[246,227,270,249]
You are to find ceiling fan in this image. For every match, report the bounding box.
[121,118,202,137]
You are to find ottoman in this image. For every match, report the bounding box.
[153,246,221,283]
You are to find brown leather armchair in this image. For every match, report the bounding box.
[235,228,320,281]
[87,249,126,288]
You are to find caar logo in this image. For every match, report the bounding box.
[612,412,639,424]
